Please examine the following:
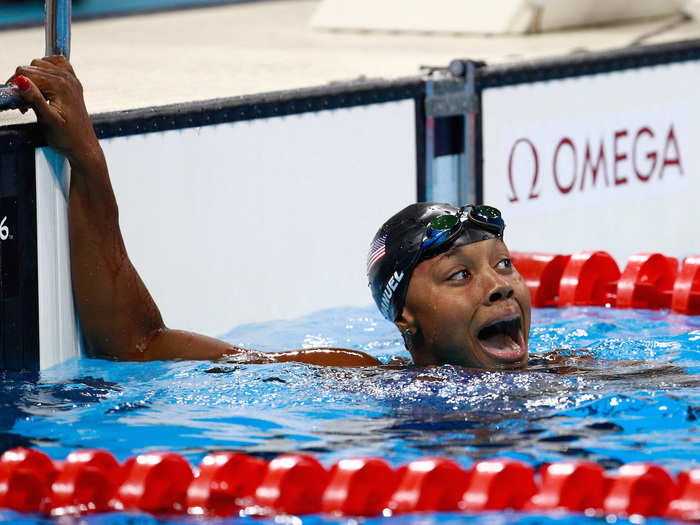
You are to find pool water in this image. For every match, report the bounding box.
[0,305,699,524]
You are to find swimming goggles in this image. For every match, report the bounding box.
[420,205,505,257]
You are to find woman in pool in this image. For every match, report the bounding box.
[9,56,530,369]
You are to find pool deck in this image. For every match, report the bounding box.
[1,0,700,126]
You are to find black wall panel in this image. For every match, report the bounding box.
[0,147,38,371]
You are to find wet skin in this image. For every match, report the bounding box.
[396,238,531,369]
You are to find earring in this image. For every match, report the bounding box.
[402,328,415,349]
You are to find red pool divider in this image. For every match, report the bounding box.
[115,452,193,514]
[672,256,700,315]
[459,458,536,511]
[0,448,57,512]
[512,250,700,314]
[556,251,621,307]
[667,468,700,521]
[604,463,677,517]
[616,254,678,310]
[387,457,469,513]
[186,451,267,516]
[50,449,122,515]
[510,253,570,307]
[0,448,698,522]
[253,454,328,516]
[323,457,397,516]
[526,461,606,512]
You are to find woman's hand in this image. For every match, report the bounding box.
[10,56,99,166]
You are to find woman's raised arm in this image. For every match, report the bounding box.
[11,56,379,366]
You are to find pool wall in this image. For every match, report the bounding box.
[480,41,700,265]
[2,39,700,370]
[100,95,419,336]
[0,142,38,370]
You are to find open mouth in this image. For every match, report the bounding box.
[476,315,526,363]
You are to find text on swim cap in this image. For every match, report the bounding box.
[380,271,404,316]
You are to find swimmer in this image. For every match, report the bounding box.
[9,56,530,369]
[368,203,530,369]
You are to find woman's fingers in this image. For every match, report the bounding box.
[42,55,75,75]
[13,66,68,105]
[30,58,61,70]
[15,64,65,85]
[6,55,69,84]
[12,74,62,128]
[27,56,76,82]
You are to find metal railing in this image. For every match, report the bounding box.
[0,0,71,111]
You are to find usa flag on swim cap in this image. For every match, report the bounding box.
[367,234,387,274]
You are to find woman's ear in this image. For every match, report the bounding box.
[394,307,417,336]
[395,306,421,355]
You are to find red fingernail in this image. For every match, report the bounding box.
[14,75,30,92]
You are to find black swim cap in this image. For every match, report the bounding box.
[367,202,504,322]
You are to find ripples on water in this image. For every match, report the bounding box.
[1,306,698,478]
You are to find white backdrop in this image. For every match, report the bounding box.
[482,61,699,265]
[103,100,416,336]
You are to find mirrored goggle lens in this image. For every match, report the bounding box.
[422,213,462,252]
[468,205,504,234]
[474,205,500,219]
[428,214,459,233]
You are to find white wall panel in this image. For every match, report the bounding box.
[482,61,700,265]
[103,100,416,336]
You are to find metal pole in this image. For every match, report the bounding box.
[45,0,71,58]
[0,0,71,111]
[460,61,478,206]
[0,88,23,111]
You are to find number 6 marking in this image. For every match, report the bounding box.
[0,216,8,241]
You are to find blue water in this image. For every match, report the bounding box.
[0,305,699,524]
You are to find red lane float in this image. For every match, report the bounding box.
[0,448,57,512]
[616,253,678,310]
[460,458,536,511]
[604,463,676,517]
[511,253,570,307]
[323,457,397,516]
[667,468,700,521]
[557,251,620,307]
[527,461,606,512]
[0,448,699,522]
[672,256,700,315]
[186,452,267,516]
[513,250,700,314]
[50,449,122,515]
[387,457,470,513]
[116,452,194,514]
[253,454,328,515]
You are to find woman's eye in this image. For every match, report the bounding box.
[495,258,512,270]
[448,270,470,281]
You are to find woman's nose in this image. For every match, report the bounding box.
[484,271,514,304]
